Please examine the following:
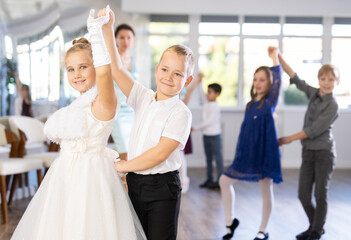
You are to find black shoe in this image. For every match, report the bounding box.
[222,218,239,240]
[306,231,322,240]
[254,231,269,240]
[199,179,213,188]
[296,227,311,240]
[209,181,220,189]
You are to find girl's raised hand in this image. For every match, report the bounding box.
[87,5,110,32]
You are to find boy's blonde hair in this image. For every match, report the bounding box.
[65,38,93,61]
[318,64,340,84]
[159,45,195,78]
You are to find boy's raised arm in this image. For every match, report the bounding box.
[102,10,134,98]
[278,53,296,78]
[183,73,203,105]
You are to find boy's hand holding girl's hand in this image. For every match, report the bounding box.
[87,5,111,33]
[268,46,280,65]
[268,46,278,58]
[96,6,115,32]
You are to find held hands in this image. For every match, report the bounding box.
[268,46,279,59]
[278,136,292,146]
[87,5,110,34]
[96,6,115,31]
[87,5,111,67]
[268,46,280,66]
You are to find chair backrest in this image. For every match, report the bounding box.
[0,124,7,146]
[35,114,49,123]
[0,117,11,131]
[9,116,46,144]
[0,123,18,157]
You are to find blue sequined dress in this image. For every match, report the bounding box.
[224,65,282,184]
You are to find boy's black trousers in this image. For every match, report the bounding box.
[127,170,181,240]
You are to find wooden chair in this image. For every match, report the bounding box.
[7,116,59,206]
[9,116,59,172]
[0,124,43,224]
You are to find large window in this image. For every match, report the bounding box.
[241,17,280,104]
[198,16,240,106]
[17,26,63,101]
[331,38,351,109]
[282,37,323,105]
[242,16,281,36]
[243,39,279,103]
[281,18,323,105]
[147,14,351,108]
[5,35,13,60]
[331,18,351,109]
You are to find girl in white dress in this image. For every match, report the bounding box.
[11,7,146,240]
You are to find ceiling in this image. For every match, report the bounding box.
[0,0,111,23]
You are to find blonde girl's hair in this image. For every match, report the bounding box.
[247,66,272,110]
[65,37,92,60]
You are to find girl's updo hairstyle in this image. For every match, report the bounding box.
[65,37,93,60]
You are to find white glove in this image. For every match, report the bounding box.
[87,5,111,68]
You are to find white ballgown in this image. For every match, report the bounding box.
[11,86,146,240]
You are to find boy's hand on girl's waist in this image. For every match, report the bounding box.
[278,136,292,146]
[114,159,128,174]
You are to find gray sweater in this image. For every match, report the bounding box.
[290,74,339,151]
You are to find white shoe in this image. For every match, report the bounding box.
[181,177,190,194]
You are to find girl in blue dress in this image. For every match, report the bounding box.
[219,46,282,240]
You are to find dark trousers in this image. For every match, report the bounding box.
[298,148,335,233]
[127,171,181,240]
[203,134,224,182]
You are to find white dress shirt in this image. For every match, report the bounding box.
[193,86,221,136]
[127,81,192,175]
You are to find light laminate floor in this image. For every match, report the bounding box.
[1,168,350,240]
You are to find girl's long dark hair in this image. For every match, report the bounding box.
[247,66,272,110]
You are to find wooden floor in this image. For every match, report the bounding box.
[178,168,350,240]
[1,168,350,240]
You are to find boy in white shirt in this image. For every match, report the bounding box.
[101,9,193,240]
[191,75,223,189]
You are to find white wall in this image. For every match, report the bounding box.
[187,107,351,169]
